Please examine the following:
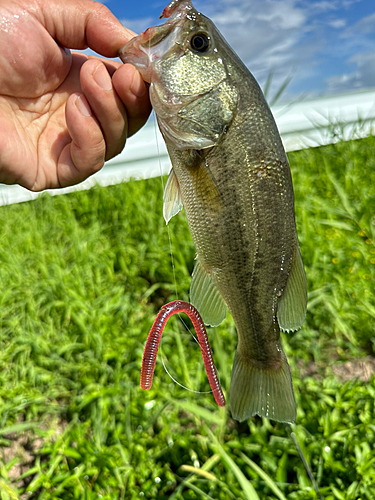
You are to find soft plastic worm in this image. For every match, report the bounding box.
[141,300,226,407]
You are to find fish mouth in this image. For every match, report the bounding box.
[118,24,176,74]
[118,0,196,82]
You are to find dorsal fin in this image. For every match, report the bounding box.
[190,259,227,327]
[277,245,307,332]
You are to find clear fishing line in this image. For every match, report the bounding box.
[153,117,200,347]
[149,24,215,394]
[153,118,208,395]
[159,340,213,395]
[154,116,178,300]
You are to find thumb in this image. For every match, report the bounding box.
[34,0,136,57]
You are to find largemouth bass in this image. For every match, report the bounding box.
[119,0,307,423]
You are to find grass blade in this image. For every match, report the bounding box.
[239,452,287,500]
[0,423,41,436]
[0,480,20,500]
[184,481,217,500]
[165,397,223,424]
[180,465,217,482]
[206,428,260,500]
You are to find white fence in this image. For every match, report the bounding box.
[0,88,374,206]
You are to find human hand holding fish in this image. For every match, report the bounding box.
[119,0,308,423]
[0,0,151,191]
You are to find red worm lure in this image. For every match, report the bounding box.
[141,300,226,407]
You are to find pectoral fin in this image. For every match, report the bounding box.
[190,259,227,327]
[163,168,183,224]
[277,245,307,332]
[187,150,223,213]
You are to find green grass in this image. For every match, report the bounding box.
[0,134,375,499]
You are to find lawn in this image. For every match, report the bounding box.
[0,133,374,499]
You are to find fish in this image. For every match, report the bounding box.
[119,0,307,423]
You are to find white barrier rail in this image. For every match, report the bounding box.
[0,88,374,206]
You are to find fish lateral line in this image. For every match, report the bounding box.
[141,300,226,407]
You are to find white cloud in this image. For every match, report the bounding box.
[209,0,306,30]
[326,52,375,93]
[341,0,363,8]
[209,0,375,97]
[207,2,304,62]
[328,18,347,29]
[304,1,340,14]
[342,12,375,36]
[201,0,323,98]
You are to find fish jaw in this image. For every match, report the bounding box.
[118,36,151,82]
[118,0,194,83]
[118,25,179,84]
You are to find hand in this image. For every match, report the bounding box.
[0,0,151,191]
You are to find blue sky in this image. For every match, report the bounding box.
[103,0,375,100]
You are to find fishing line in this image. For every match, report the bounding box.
[159,339,213,395]
[154,117,178,301]
[153,117,217,396]
[148,21,212,390]
[153,118,200,346]
[285,424,324,500]
[153,118,205,393]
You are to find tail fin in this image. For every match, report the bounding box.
[230,349,296,423]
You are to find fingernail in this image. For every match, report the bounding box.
[76,95,92,116]
[94,64,112,91]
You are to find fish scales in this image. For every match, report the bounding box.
[119,0,307,423]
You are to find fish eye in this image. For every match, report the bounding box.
[190,33,210,53]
